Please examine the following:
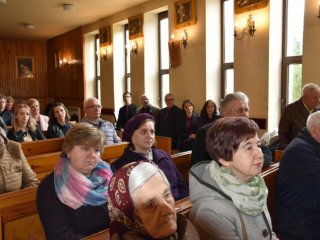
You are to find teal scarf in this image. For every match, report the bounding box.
[209,161,268,216]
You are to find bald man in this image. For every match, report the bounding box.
[279,83,320,149]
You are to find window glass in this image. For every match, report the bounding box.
[288,64,302,103]
[286,0,305,56]
[160,18,169,69]
[223,0,234,63]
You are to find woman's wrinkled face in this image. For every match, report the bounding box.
[184,102,193,115]
[131,121,155,153]
[219,134,263,182]
[132,173,177,239]
[53,105,66,122]
[29,102,40,116]
[206,102,215,116]
[68,144,101,176]
[17,107,30,126]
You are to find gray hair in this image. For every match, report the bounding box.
[306,111,320,130]
[83,97,100,108]
[128,162,170,197]
[302,83,320,96]
[221,91,249,112]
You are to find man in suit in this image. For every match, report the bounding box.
[156,93,187,150]
[278,83,320,149]
[191,91,272,167]
[116,92,137,132]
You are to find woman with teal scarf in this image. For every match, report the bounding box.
[189,117,278,240]
[37,123,113,240]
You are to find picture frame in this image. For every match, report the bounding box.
[16,56,34,79]
[234,0,269,14]
[174,0,197,29]
[128,14,143,40]
[99,25,112,47]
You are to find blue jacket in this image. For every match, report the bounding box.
[111,147,189,201]
[276,128,320,240]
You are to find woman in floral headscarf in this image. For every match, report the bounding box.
[108,161,199,240]
[37,123,113,240]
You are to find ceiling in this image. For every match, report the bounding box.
[0,0,151,40]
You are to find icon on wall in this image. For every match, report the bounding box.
[174,0,197,29]
[16,56,34,79]
[128,14,143,40]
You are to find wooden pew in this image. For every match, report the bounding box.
[171,150,191,182]
[21,138,64,157]
[260,162,279,230]
[101,142,129,164]
[27,152,61,181]
[0,187,43,240]
[274,150,284,162]
[22,135,170,159]
[155,136,172,154]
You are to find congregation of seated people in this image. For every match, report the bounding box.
[1,83,320,239]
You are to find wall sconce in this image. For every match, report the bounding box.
[234,14,256,40]
[317,1,320,19]
[131,41,138,55]
[102,47,107,60]
[170,30,188,49]
[59,58,69,67]
[181,30,188,48]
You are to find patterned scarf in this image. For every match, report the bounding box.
[54,154,113,209]
[209,161,268,216]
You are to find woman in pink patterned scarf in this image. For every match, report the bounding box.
[37,123,113,240]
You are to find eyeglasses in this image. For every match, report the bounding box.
[166,98,174,101]
[85,105,102,109]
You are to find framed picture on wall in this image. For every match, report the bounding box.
[234,0,269,14]
[16,56,34,79]
[174,0,197,29]
[128,14,143,40]
[99,25,111,47]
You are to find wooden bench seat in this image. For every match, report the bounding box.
[171,150,191,182]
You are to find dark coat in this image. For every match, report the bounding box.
[179,112,200,151]
[276,128,320,239]
[278,98,313,149]
[116,104,137,131]
[155,105,187,149]
[0,109,13,126]
[46,121,72,139]
[136,104,160,120]
[37,173,110,240]
[7,128,45,142]
[111,147,189,200]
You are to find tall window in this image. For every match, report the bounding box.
[221,0,234,98]
[95,34,101,100]
[124,24,131,92]
[282,0,305,107]
[159,11,169,108]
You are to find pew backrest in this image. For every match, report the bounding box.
[155,136,172,154]
[260,162,279,230]
[0,187,43,240]
[21,138,64,157]
[101,142,129,164]
[171,150,191,182]
[27,152,61,181]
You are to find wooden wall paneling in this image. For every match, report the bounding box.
[0,39,47,98]
[47,27,84,106]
